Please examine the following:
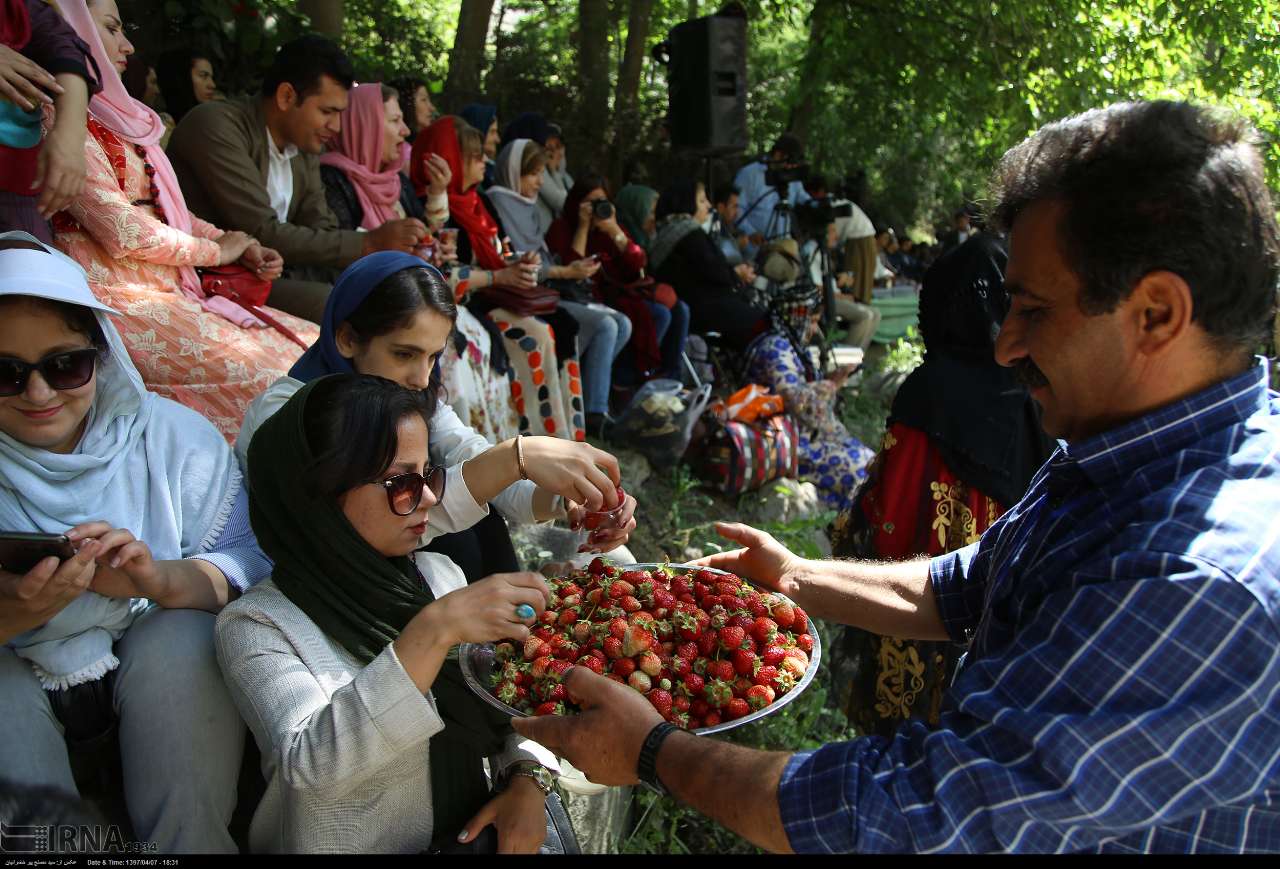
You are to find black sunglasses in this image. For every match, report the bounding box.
[372,465,446,516]
[0,348,99,397]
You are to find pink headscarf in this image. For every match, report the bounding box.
[59,1,257,326]
[319,83,403,231]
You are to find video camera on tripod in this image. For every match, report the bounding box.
[792,196,854,240]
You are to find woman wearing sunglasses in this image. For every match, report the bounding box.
[235,252,638,583]
[217,373,558,853]
[0,232,267,852]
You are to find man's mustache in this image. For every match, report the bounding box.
[1014,358,1049,390]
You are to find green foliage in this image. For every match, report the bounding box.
[339,0,457,85]
[882,326,925,375]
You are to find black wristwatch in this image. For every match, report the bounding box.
[636,721,680,796]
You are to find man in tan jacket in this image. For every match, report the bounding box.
[168,35,427,322]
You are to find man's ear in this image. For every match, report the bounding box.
[1129,269,1194,356]
[334,322,360,360]
[274,82,297,113]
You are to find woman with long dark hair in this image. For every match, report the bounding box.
[155,47,215,124]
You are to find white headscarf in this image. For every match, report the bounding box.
[0,233,242,689]
[486,139,552,257]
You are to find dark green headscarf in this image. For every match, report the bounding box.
[616,184,658,251]
[246,375,511,845]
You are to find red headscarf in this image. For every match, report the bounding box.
[319,83,404,231]
[411,116,504,271]
[1,0,31,49]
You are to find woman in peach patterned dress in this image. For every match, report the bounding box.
[50,0,318,441]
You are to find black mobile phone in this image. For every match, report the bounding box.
[0,532,76,575]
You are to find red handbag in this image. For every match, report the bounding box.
[199,266,309,350]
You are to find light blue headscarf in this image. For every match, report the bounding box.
[0,232,241,689]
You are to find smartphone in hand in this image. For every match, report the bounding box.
[0,532,76,575]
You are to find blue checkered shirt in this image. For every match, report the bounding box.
[778,359,1280,852]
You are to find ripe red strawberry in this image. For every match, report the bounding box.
[545,682,568,702]
[608,579,634,599]
[608,617,629,639]
[575,654,605,675]
[557,609,579,627]
[602,636,624,659]
[682,672,705,697]
[621,570,648,585]
[533,626,554,642]
[719,625,747,651]
[751,617,779,645]
[553,640,579,660]
[731,648,757,677]
[715,581,740,598]
[588,557,609,576]
[690,698,710,718]
[652,587,675,609]
[696,630,719,658]
[531,655,555,679]
[727,612,754,629]
[673,694,691,713]
[627,671,652,692]
[795,633,814,654]
[676,641,698,660]
[792,606,809,633]
[646,689,673,717]
[703,711,722,727]
[588,647,607,662]
[560,582,582,598]
[753,665,780,687]
[746,684,775,710]
[612,657,636,678]
[749,602,769,618]
[706,658,733,683]
[548,659,572,679]
[539,609,557,626]
[516,670,534,687]
[732,676,753,698]
[572,621,593,644]
[534,701,563,716]
[704,679,734,708]
[671,576,692,597]
[761,644,786,666]
[725,697,750,720]
[620,595,642,613]
[669,710,692,729]
[586,587,604,606]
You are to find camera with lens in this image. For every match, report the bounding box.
[765,160,809,191]
[793,196,853,236]
[592,200,614,220]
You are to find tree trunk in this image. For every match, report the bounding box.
[609,0,657,188]
[577,0,612,173]
[298,0,343,37]
[687,0,699,21]
[445,0,497,110]
[786,0,840,142]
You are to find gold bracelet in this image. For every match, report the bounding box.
[515,434,529,480]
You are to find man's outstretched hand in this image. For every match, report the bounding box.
[511,665,663,787]
[691,522,803,598]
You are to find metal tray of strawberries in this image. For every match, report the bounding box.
[459,562,821,737]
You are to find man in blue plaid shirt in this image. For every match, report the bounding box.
[516,101,1280,852]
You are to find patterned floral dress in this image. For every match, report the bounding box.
[52,121,318,441]
[437,305,521,445]
[826,422,1005,738]
[744,331,875,509]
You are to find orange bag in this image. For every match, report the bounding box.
[711,384,785,424]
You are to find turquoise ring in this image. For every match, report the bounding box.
[515,603,536,621]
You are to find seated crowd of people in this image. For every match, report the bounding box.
[0,1,890,853]
[6,0,1277,857]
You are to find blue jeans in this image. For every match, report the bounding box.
[558,301,632,414]
[652,300,690,379]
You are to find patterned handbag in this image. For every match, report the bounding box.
[697,412,801,496]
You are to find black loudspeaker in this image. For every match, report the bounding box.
[665,13,748,156]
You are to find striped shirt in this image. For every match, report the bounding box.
[778,358,1280,852]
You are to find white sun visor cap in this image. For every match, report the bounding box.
[0,231,118,316]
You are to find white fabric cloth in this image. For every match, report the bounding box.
[0,235,241,688]
[833,197,874,242]
[215,570,558,853]
[236,377,540,531]
[266,126,299,223]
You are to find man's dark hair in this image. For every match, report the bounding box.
[990,100,1280,352]
[304,374,433,502]
[712,183,740,206]
[260,35,355,101]
[771,132,803,163]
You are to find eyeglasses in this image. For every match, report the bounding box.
[0,348,99,397]
[371,465,446,516]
